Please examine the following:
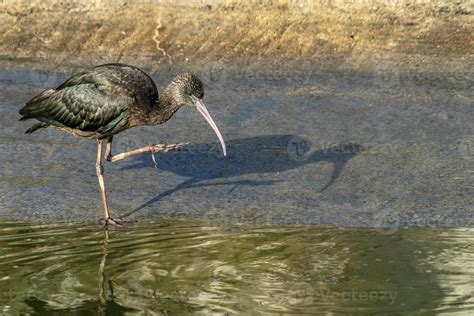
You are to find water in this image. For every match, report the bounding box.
[0,221,473,314]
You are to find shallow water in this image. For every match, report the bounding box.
[0,221,473,314]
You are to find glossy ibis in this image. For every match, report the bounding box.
[19,63,227,228]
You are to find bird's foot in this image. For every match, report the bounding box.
[101,217,124,230]
[150,150,158,169]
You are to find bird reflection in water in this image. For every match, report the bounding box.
[96,231,136,315]
[98,230,109,314]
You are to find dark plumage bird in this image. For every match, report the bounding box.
[19,63,227,228]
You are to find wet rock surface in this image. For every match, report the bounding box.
[0,64,472,226]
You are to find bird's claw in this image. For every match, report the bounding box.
[150,147,158,169]
[102,217,124,230]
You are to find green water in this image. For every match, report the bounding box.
[0,221,473,315]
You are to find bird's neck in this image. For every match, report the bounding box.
[148,87,182,125]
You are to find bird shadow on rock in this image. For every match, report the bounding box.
[118,134,362,218]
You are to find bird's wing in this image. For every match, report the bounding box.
[20,73,134,135]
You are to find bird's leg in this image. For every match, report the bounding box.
[105,136,113,162]
[107,143,189,164]
[96,139,122,229]
[96,140,109,220]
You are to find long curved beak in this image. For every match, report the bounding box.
[194,99,227,156]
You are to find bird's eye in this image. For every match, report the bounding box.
[198,92,204,99]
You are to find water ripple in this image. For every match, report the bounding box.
[0,222,473,314]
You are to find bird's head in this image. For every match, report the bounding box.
[168,73,226,156]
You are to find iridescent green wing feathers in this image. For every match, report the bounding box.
[19,72,134,135]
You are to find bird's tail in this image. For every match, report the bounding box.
[25,122,49,134]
